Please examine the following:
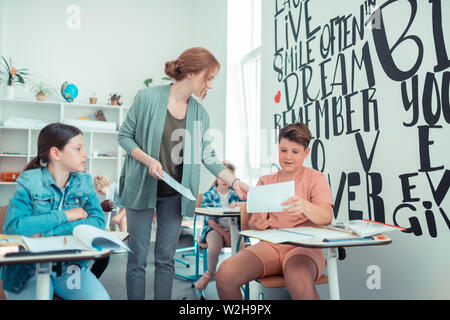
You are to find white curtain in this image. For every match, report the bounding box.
[226,0,261,185]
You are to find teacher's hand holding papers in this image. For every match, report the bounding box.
[232,180,249,200]
[148,158,164,179]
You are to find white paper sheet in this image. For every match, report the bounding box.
[156,170,196,201]
[246,180,295,213]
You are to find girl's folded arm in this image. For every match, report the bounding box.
[45,189,105,236]
[4,184,67,237]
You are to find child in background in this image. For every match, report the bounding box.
[0,123,110,299]
[195,161,244,291]
[94,175,127,233]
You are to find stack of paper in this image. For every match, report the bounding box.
[344,219,406,237]
[3,118,48,129]
[63,119,117,131]
[240,227,350,244]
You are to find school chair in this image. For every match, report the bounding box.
[175,194,207,281]
[0,205,67,300]
[193,204,251,300]
[237,203,344,300]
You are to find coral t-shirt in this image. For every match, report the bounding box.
[250,166,334,229]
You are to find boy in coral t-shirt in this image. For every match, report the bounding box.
[216,122,333,300]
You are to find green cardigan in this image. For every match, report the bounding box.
[118,85,226,216]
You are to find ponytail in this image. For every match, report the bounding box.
[23,156,42,172]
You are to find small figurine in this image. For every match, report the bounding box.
[94,110,106,121]
[109,93,122,106]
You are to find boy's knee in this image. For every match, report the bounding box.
[216,259,233,287]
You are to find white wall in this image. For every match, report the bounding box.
[2,0,197,104]
[261,0,450,299]
[0,0,227,194]
[191,0,229,193]
[0,0,4,55]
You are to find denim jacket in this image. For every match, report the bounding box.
[198,186,243,243]
[0,167,105,293]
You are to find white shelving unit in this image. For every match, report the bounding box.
[0,97,129,206]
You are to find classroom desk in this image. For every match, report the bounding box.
[290,233,391,300]
[242,230,392,300]
[0,249,112,300]
[195,208,241,255]
[0,231,129,300]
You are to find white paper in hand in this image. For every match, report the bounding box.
[156,170,196,201]
[247,180,295,213]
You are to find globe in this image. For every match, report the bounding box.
[61,82,78,102]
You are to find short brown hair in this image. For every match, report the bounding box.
[278,122,312,149]
[164,47,220,81]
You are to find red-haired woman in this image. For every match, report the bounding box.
[118,47,249,300]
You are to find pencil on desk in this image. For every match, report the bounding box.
[64,237,67,246]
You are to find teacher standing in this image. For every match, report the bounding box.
[118,47,249,300]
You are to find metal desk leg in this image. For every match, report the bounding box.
[36,262,52,300]
[229,218,239,255]
[326,248,341,300]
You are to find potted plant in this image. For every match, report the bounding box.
[31,80,57,101]
[0,56,30,99]
[109,93,122,106]
[143,78,153,87]
[90,93,98,104]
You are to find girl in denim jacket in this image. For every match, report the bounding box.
[0,123,110,299]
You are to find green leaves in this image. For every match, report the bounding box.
[0,56,30,85]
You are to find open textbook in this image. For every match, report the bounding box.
[21,225,130,253]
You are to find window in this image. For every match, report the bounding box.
[226,0,261,185]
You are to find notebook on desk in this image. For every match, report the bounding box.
[330,219,406,237]
[240,227,350,244]
[21,225,130,253]
[0,234,28,257]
